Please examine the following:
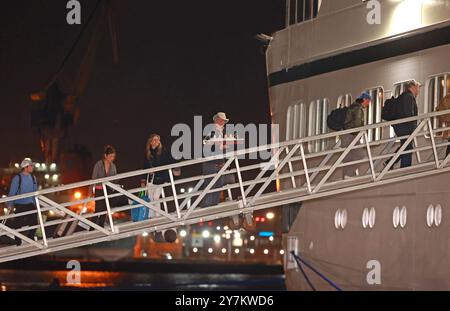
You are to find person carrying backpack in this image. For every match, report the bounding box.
[341,92,372,179]
[6,158,39,246]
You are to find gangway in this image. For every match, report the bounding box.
[1,110,450,263]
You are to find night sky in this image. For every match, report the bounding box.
[0,0,283,173]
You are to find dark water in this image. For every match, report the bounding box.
[0,270,286,291]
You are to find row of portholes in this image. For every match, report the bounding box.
[426,204,442,228]
[334,209,347,229]
[362,208,376,229]
[392,206,407,229]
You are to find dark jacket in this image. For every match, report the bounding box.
[344,101,365,131]
[144,147,176,185]
[393,90,418,136]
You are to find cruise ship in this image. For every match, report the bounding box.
[265,0,450,290]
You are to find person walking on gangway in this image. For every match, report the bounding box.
[6,158,39,246]
[341,93,372,179]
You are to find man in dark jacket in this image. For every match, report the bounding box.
[391,80,420,168]
[341,92,371,179]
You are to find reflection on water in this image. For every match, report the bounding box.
[0,269,286,291]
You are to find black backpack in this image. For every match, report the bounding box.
[382,96,399,121]
[327,106,348,131]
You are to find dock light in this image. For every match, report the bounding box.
[234,249,240,254]
[233,231,241,239]
[250,249,255,254]
[35,163,41,168]
[208,248,213,254]
[41,163,46,170]
[223,226,229,231]
[44,174,50,180]
[214,235,221,244]
[52,174,58,182]
[216,226,221,231]
[250,236,255,241]
[280,250,285,255]
[193,248,198,253]
[179,230,187,237]
[180,188,185,193]
[221,248,227,254]
[3,208,7,214]
[142,232,149,237]
[166,254,173,260]
[202,230,210,238]
[269,236,274,242]
[14,163,19,169]
[142,252,148,257]
[225,233,231,240]
[74,191,82,200]
[264,249,269,255]
[50,163,57,171]
[266,212,275,220]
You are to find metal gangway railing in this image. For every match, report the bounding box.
[1,110,450,263]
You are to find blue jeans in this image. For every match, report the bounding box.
[201,162,225,208]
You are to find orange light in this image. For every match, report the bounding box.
[74,191,82,200]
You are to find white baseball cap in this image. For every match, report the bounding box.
[20,158,35,169]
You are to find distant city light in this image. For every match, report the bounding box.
[3,208,8,214]
[41,163,47,170]
[225,229,233,234]
[74,191,82,200]
[188,188,193,192]
[214,235,221,244]
[142,252,148,257]
[233,231,240,239]
[225,233,231,240]
[50,163,57,171]
[193,248,198,253]
[202,230,210,238]
[216,226,221,231]
[221,248,227,254]
[260,217,266,222]
[250,236,255,241]
[44,174,50,180]
[166,254,173,260]
[234,249,240,254]
[180,188,185,193]
[81,206,87,213]
[14,163,19,169]
[49,210,55,216]
[264,249,269,255]
[266,212,275,220]
[269,236,274,242]
[255,217,260,222]
[52,174,58,182]
[250,249,255,254]
[232,237,243,247]
[223,226,229,231]
[35,163,40,168]
[208,248,213,254]
[280,250,285,255]
[142,232,149,237]
[179,230,187,237]
[1,195,6,198]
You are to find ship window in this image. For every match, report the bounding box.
[286,102,307,141]
[365,87,384,142]
[286,0,320,26]
[308,98,330,153]
[337,94,353,108]
[426,73,450,132]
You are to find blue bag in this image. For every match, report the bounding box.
[131,195,151,222]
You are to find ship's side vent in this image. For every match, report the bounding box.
[426,204,443,228]
[362,208,375,229]
[286,236,299,270]
[334,209,347,230]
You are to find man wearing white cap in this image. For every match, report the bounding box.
[6,158,39,246]
[201,112,229,207]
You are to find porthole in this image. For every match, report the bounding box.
[426,204,434,228]
[341,209,348,229]
[335,209,341,229]
[434,204,442,227]
[368,207,376,229]
[400,206,407,228]
[393,206,400,229]
[362,208,369,229]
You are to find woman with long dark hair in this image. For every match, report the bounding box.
[90,145,118,228]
